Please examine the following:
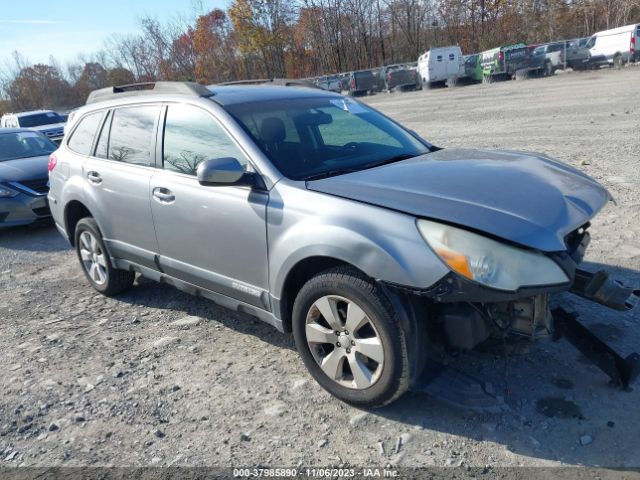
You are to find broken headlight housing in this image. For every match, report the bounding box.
[417,219,569,291]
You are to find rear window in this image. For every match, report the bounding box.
[67,112,103,156]
[105,106,160,167]
[354,71,374,80]
[18,112,65,128]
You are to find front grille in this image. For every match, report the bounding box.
[13,178,49,196]
[42,128,64,139]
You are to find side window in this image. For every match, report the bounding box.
[163,104,249,176]
[437,55,443,62]
[67,111,103,156]
[108,105,160,166]
[449,53,455,61]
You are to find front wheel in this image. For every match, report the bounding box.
[75,217,135,296]
[292,267,409,407]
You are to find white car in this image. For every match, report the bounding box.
[417,46,464,88]
[586,23,639,68]
[0,110,67,144]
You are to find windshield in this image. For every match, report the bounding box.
[18,112,65,128]
[225,96,431,180]
[0,131,57,162]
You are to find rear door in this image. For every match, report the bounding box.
[81,104,162,269]
[149,103,269,307]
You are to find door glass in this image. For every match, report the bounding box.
[67,111,103,156]
[108,106,160,166]
[162,104,249,176]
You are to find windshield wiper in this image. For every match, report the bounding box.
[303,168,358,181]
[360,153,418,170]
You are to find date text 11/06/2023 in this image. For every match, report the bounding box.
[232,468,400,478]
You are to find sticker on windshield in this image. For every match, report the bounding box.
[330,99,368,114]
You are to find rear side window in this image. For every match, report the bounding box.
[67,112,103,156]
[107,106,160,166]
[162,104,249,176]
[449,53,455,61]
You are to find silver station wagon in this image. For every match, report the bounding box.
[48,81,639,407]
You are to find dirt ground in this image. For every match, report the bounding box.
[1,67,639,472]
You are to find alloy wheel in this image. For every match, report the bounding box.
[305,295,384,390]
[79,231,108,286]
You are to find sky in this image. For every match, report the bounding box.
[0,0,228,65]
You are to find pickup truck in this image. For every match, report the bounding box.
[480,43,530,82]
[528,42,566,76]
[566,37,590,70]
[383,64,419,91]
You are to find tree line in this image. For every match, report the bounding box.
[1,0,638,115]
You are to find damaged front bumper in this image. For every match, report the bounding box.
[394,262,640,391]
[554,268,640,388]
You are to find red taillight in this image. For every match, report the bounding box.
[48,153,57,173]
[498,51,504,61]
[387,73,392,81]
[350,78,355,88]
[631,35,636,53]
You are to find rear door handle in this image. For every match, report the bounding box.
[152,187,175,204]
[86,171,102,184]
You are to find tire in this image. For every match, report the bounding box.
[544,61,554,77]
[514,68,530,80]
[446,76,458,88]
[482,74,493,84]
[292,266,410,407]
[613,53,623,69]
[74,217,135,296]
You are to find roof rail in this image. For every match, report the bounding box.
[214,78,322,90]
[86,81,214,105]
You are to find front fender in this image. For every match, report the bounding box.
[267,183,450,303]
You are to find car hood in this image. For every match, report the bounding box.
[306,149,611,252]
[0,155,50,182]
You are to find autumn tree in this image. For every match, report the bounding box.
[8,64,72,111]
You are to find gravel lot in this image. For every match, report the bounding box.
[1,67,639,471]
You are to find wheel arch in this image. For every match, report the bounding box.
[64,200,94,246]
[277,256,363,333]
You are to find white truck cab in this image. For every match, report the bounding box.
[417,46,464,88]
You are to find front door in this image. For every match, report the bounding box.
[149,103,269,308]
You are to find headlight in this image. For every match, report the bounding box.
[0,185,19,198]
[417,219,569,291]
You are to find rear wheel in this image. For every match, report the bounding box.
[74,218,135,296]
[292,267,409,407]
[613,53,623,69]
[544,61,554,77]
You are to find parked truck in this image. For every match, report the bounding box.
[418,46,465,88]
[480,43,530,82]
[383,64,420,91]
[586,23,639,68]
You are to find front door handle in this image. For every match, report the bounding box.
[86,171,102,184]
[152,187,175,204]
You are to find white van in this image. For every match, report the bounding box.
[417,46,464,88]
[586,23,639,67]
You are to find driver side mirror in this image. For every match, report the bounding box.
[197,157,260,188]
